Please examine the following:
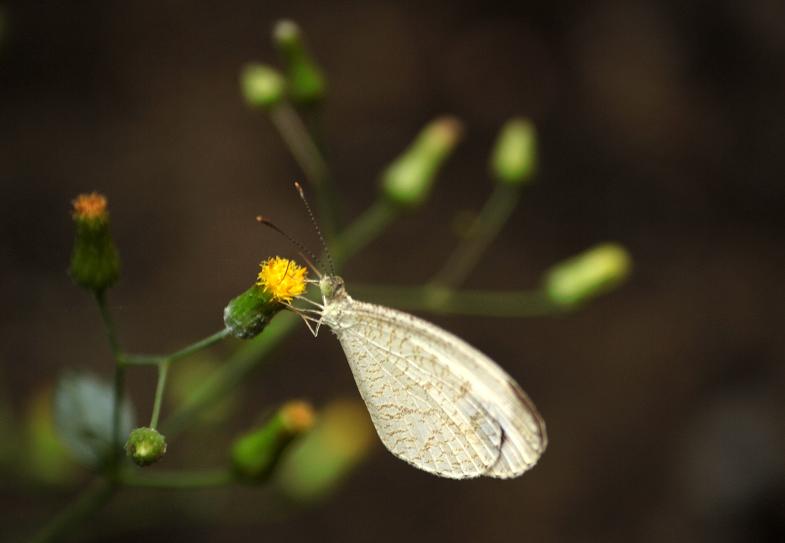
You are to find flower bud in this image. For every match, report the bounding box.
[491,118,538,185]
[545,243,631,306]
[273,19,327,105]
[381,117,463,208]
[223,285,281,339]
[231,401,315,481]
[241,63,286,110]
[276,399,374,502]
[68,192,120,293]
[223,257,308,339]
[125,427,167,467]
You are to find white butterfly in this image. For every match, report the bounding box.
[301,274,547,479]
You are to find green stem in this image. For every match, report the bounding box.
[94,291,121,358]
[30,479,116,543]
[333,199,399,268]
[270,103,339,239]
[351,284,564,317]
[149,361,170,430]
[168,328,231,362]
[122,328,230,366]
[161,313,299,438]
[93,291,125,462]
[430,183,521,289]
[120,468,234,489]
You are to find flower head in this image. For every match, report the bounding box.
[72,192,108,222]
[257,257,308,302]
[69,192,119,292]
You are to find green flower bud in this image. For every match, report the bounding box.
[545,243,631,306]
[276,399,374,502]
[241,63,286,110]
[273,19,327,105]
[68,193,120,293]
[223,285,281,339]
[223,257,308,339]
[125,427,167,467]
[381,117,464,208]
[491,118,538,185]
[231,401,315,482]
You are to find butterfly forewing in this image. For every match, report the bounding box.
[325,296,546,479]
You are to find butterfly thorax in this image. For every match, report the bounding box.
[319,275,354,331]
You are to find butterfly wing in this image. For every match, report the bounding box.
[330,299,546,479]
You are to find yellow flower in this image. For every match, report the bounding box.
[257,257,308,302]
[72,192,108,222]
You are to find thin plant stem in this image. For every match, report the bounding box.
[430,183,521,289]
[168,328,231,362]
[149,361,170,430]
[120,354,162,366]
[122,328,231,366]
[351,284,565,317]
[30,479,116,543]
[120,468,234,489]
[270,102,339,239]
[161,312,299,437]
[93,291,125,463]
[94,291,121,357]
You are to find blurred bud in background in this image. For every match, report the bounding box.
[241,63,286,110]
[490,118,538,185]
[545,243,631,306]
[275,399,375,503]
[54,371,135,467]
[69,192,120,294]
[273,19,327,105]
[382,117,464,208]
[125,427,167,467]
[232,401,315,482]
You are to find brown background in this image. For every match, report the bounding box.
[1,1,784,542]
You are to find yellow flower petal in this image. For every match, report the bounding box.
[257,257,308,302]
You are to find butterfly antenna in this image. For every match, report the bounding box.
[256,215,322,278]
[293,181,335,275]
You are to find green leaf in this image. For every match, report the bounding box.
[54,371,135,467]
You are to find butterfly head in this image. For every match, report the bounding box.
[319,275,346,302]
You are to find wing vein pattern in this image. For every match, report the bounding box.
[343,327,498,475]
[328,298,546,479]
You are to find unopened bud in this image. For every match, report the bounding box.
[223,285,281,339]
[241,63,286,110]
[491,118,537,185]
[68,193,120,293]
[231,401,315,481]
[545,243,631,306]
[125,427,167,467]
[381,117,463,208]
[273,19,327,105]
[276,399,374,502]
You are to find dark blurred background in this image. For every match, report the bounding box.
[1,1,784,542]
